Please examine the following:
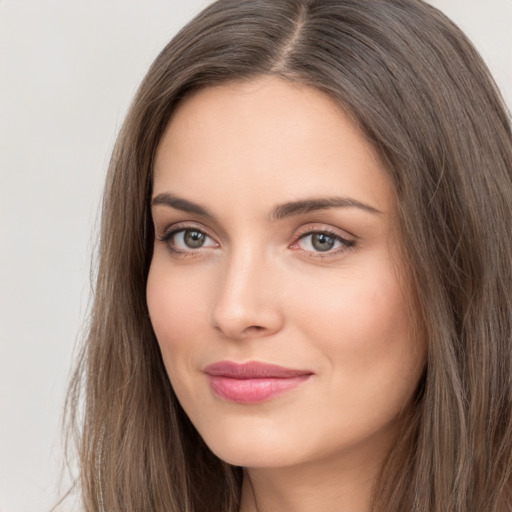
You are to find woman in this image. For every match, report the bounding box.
[66,0,512,511]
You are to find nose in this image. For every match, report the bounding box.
[210,247,284,340]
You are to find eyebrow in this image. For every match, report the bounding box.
[151,193,214,218]
[269,197,381,220]
[151,192,381,220]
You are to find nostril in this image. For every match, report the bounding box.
[243,325,264,335]
[213,324,265,339]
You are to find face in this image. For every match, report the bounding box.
[147,77,426,471]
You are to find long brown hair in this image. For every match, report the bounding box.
[66,1,512,510]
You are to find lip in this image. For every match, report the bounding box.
[203,361,313,404]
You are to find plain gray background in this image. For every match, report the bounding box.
[1,1,511,511]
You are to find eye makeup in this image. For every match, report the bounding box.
[156,219,356,261]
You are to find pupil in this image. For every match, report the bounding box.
[184,230,205,248]
[312,233,335,252]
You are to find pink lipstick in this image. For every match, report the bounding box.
[203,361,313,404]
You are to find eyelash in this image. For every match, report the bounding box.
[158,223,217,257]
[158,223,355,258]
[292,229,355,258]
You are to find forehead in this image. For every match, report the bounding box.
[153,76,393,216]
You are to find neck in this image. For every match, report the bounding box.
[238,439,390,512]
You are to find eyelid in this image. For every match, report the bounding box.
[155,220,356,258]
[293,223,356,242]
[290,224,356,257]
[158,221,216,242]
[157,221,220,256]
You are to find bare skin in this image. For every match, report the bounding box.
[147,76,426,512]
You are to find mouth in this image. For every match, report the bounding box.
[203,361,313,404]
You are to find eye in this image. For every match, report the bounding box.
[162,227,218,252]
[292,230,354,256]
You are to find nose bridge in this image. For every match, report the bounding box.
[211,241,282,339]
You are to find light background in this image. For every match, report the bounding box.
[0,1,510,511]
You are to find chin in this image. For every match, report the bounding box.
[198,421,307,468]
[209,443,299,469]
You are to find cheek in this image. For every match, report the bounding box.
[294,262,424,397]
[297,269,409,349]
[146,259,208,363]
